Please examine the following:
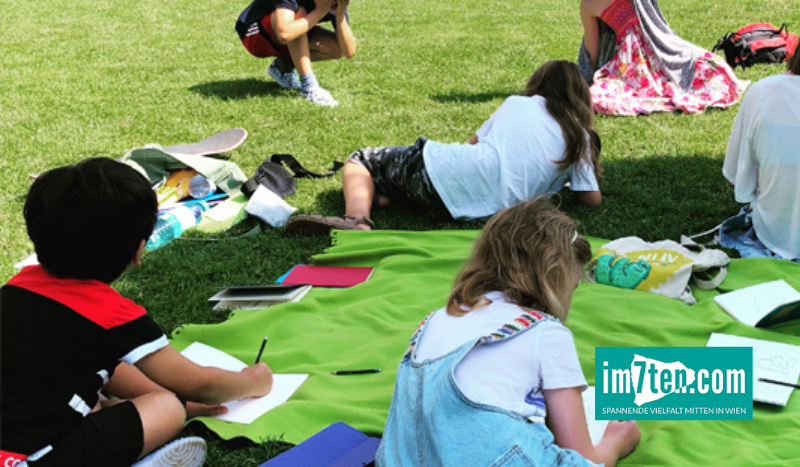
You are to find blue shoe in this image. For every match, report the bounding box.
[267,61,301,90]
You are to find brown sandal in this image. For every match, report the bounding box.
[284,215,375,235]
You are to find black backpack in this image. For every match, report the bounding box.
[242,154,343,199]
[713,23,799,70]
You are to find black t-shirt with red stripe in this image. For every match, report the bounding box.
[236,0,339,41]
[0,266,167,455]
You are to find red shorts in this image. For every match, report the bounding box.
[240,13,290,58]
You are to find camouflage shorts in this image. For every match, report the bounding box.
[348,137,451,219]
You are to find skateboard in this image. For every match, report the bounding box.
[26,129,249,180]
[163,128,248,156]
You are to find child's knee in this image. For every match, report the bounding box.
[134,392,186,432]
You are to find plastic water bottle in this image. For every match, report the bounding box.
[145,203,208,251]
[188,174,216,199]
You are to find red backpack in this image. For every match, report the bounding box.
[713,23,799,70]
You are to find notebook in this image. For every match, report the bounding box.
[706,332,800,406]
[181,342,308,424]
[279,265,374,288]
[258,422,380,467]
[714,280,800,327]
[209,284,312,311]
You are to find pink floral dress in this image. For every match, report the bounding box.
[590,0,748,115]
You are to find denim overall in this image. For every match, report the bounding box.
[376,310,598,467]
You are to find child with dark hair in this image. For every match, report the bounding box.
[236,0,356,107]
[0,158,273,466]
[377,198,640,466]
[285,60,602,234]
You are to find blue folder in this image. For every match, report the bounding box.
[259,422,380,467]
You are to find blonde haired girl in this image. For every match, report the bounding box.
[377,198,640,467]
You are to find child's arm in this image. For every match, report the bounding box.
[135,345,273,405]
[580,0,601,68]
[105,362,228,418]
[333,0,356,58]
[544,387,640,467]
[272,0,334,45]
[575,190,602,207]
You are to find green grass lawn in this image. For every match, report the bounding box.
[2,0,798,464]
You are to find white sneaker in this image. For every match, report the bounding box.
[133,437,207,467]
[267,61,301,90]
[300,86,339,107]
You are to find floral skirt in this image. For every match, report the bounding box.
[590,24,748,116]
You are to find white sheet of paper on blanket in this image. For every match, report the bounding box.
[706,333,800,406]
[181,342,308,424]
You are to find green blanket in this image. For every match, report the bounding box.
[170,230,800,465]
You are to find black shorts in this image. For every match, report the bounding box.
[30,401,143,467]
[348,137,451,219]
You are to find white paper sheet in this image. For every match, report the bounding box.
[583,386,609,445]
[181,342,308,424]
[706,333,800,406]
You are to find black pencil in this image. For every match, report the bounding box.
[255,337,269,364]
[758,377,800,390]
[331,368,381,375]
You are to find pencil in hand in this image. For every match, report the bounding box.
[255,337,269,365]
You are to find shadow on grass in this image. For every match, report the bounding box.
[311,187,483,232]
[297,153,739,241]
[183,422,293,466]
[559,153,741,242]
[429,90,515,104]
[189,78,286,100]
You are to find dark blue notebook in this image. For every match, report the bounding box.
[259,422,380,467]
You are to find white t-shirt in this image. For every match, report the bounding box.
[414,292,587,420]
[723,74,800,259]
[422,95,599,220]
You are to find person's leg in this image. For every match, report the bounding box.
[28,402,150,467]
[104,362,227,420]
[285,30,338,106]
[273,9,338,106]
[342,161,376,230]
[132,392,186,459]
[282,24,344,74]
[286,26,314,77]
[306,27,343,61]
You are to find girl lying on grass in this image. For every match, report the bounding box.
[285,60,603,234]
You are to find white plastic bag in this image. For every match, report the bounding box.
[586,236,730,305]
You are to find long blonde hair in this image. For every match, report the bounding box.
[523,60,602,182]
[446,197,592,321]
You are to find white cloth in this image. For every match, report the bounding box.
[414,292,587,419]
[422,95,599,220]
[723,74,800,259]
[244,184,297,227]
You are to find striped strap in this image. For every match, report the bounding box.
[403,311,436,360]
[480,308,557,345]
